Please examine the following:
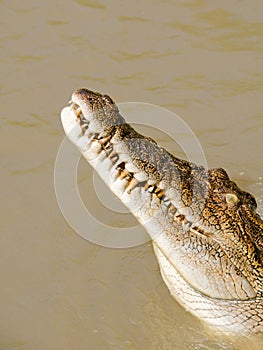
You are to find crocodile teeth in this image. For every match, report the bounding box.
[144,182,151,190]
[148,185,157,193]
[104,144,113,153]
[126,178,140,194]
[75,108,82,118]
[99,135,111,146]
[168,204,177,214]
[155,189,164,200]
[109,152,119,164]
[119,168,130,179]
[71,102,79,110]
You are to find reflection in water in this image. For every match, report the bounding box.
[0,0,262,349]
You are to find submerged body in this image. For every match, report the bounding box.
[61,88,263,333]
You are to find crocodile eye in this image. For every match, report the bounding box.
[102,95,114,104]
[225,193,239,207]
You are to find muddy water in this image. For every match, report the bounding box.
[1,0,263,349]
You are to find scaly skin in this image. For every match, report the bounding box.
[60,88,263,333]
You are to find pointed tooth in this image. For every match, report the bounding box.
[144,182,150,190]
[168,204,177,214]
[75,108,82,117]
[81,124,89,134]
[99,135,111,146]
[126,178,140,194]
[71,102,78,109]
[155,190,164,199]
[119,169,130,179]
[148,185,156,193]
[110,152,119,165]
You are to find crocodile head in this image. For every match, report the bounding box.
[61,88,263,332]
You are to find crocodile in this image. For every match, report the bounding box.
[60,88,263,333]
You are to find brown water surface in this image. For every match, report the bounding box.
[0,0,263,349]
